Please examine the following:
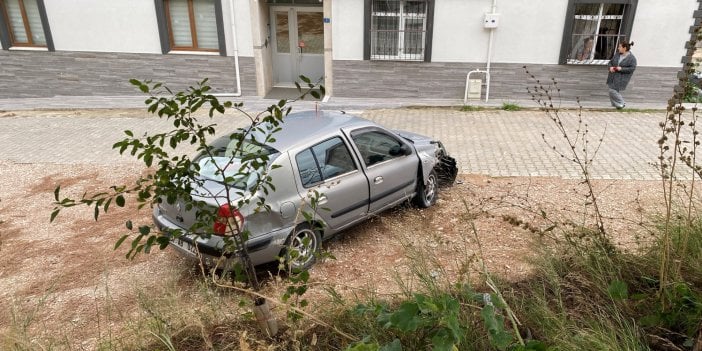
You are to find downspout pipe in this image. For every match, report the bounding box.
[215,0,242,97]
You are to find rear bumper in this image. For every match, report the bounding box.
[152,209,293,268]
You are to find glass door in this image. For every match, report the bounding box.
[271,7,324,86]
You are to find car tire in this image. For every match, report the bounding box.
[284,223,322,271]
[413,169,438,208]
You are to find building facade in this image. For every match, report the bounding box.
[0,0,697,105]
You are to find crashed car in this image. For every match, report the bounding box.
[153,110,457,270]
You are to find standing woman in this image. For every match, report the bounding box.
[607,41,637,109]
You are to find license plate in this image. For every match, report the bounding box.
[175,238,199,255]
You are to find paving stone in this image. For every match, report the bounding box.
[0,96,691,181]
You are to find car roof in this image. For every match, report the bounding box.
[258,110,374,151]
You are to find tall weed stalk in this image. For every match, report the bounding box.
[523,67,612,252]
[658,24,702,299]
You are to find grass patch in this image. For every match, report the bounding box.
[460,105,487,112]
[501,102,521,111]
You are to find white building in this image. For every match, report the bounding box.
[0,0,697,104]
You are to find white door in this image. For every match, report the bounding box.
[271,7,324,87]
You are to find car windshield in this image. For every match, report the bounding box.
[193,137,280,189]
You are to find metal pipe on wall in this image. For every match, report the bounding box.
[485,0,497,102]
[216,0,243,97]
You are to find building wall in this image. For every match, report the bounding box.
[432,0,567,64]
[0,0,695,101]
[332,0,695,67]
[332,0,364,60]
[0,51,257,98]
[42,0,255,57]
[330,0,694,102]
[44,0,161,53]
[632,0,698,67]
[332,60,679,105]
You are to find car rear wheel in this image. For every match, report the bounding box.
[413,169,438,208]
[284,223,322,271]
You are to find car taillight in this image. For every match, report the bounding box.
[213,204,244,236]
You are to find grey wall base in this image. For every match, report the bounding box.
[0,51,257,98]
[332,60,680,105]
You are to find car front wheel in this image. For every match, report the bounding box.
[413,169,438,208]
[284,223,322,271]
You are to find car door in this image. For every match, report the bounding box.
[345,128,418,213]
[292,136,370,231]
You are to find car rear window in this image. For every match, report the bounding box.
[193,137,280,189]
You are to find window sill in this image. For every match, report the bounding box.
[8,46,48,51]
[566,59,608,65]
[168,50,219,56]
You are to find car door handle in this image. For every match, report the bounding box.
[374,176,383,184]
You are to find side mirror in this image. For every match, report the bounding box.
[390,144,413,156]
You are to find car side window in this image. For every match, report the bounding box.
[295,137,357,188]
[351,130,405,167]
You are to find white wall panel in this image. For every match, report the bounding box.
[44,0,162,53]
[631,1,695,67]
[223,0,254,57]
[332,0,364,60]
[432,0,567,64]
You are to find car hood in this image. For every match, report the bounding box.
[395,130,435,147]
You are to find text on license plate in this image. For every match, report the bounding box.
[175,238,199,255]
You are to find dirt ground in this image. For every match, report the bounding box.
[0,156,668,349]
[0,155,668,349]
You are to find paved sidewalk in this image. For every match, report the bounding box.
[0,95,685,180]
[0,94,678,112]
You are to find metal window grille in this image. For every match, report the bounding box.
[370,0,427,61]
[567,3,627,65]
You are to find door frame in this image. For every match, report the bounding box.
[270,5,324,87]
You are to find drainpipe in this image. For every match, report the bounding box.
[485,0,497,102]
[215,0,242,97]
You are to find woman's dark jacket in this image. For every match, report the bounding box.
[607,52,637,91]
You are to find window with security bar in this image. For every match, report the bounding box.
[562,1,637,65]
[370,0,428,61]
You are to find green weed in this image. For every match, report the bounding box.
[501,102,521,111]
[460,105,486,112]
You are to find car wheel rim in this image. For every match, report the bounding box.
[290,228,317,267]
[425,175,436,203]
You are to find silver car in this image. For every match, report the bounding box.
[153,111,457,270]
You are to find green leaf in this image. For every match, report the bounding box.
[138,226,151,235]
[481,304,513,351]
[115,195,125,207]
[300,75,311,84]
[430,329,456,351]
[125,220,133,230]
[310,91,320,99]
[379,339,402,351]
[124,130,134,137]
[114,234,129,250]
[389,301,421,332]
[54,185,60,201]
[94,205,99,221]
[608,280,629,300]
[129,78,141,86]
[50,209,60,223]
[346,342,380,351]
[156,236,170,250]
